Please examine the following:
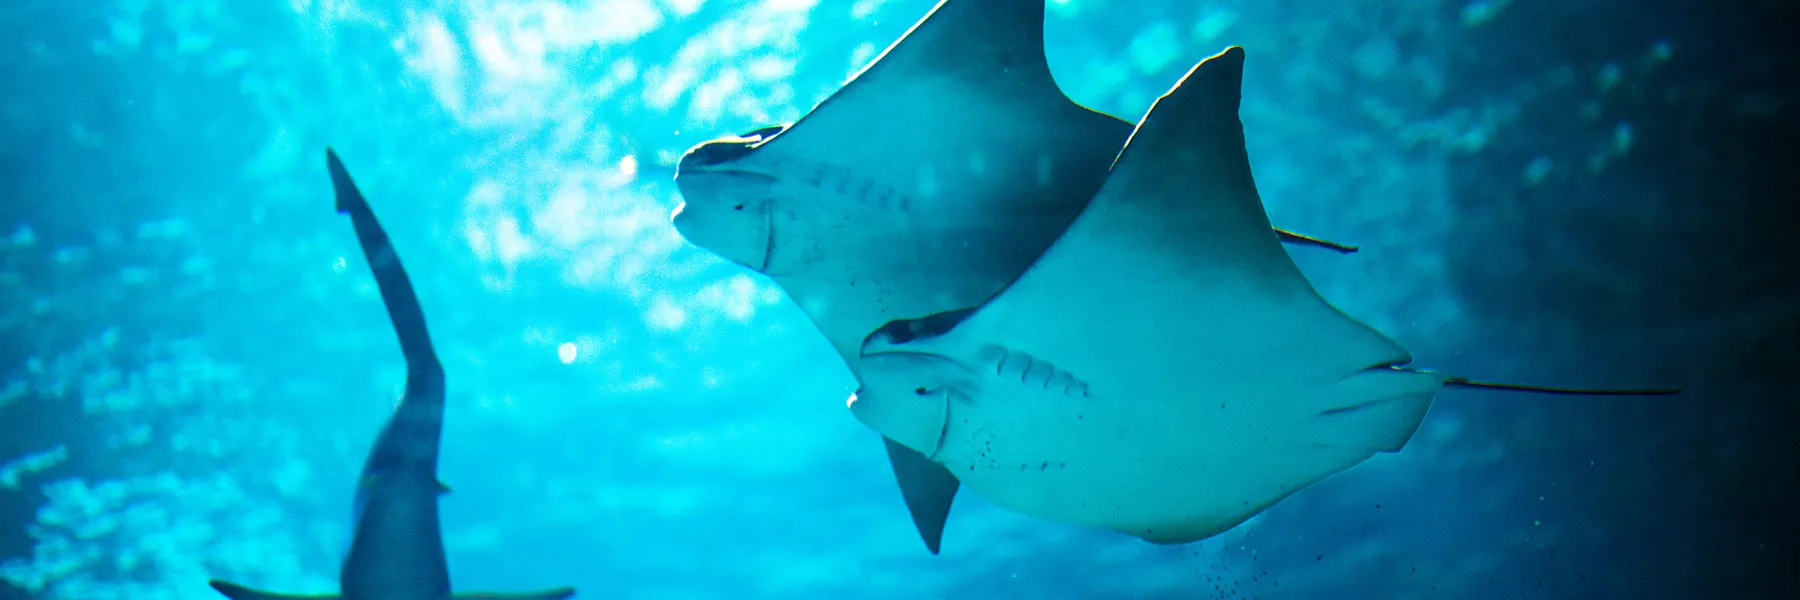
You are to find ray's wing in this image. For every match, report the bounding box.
[846,48,1443,548]
[682,0,1132,358]
[677,0,1356,361]
[704,0,1129,199]
[850,48,1681,549]
[678,3,1353,555]
[885,47,1427,445]
[683,0,1130,556]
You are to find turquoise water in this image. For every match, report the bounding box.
[1,1,1793,599]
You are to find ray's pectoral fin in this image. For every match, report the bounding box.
[208,580,338,600]
[451,587,578,600]
[845,46,1679,551]
[883,435,960,555]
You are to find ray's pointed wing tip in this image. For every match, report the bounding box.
[1151,45,1248,122]
[913,0,1049,42]
[1196,45,1246,85]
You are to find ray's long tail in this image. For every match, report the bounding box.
[1444,376,1681,396]
[1385,366,1681,396]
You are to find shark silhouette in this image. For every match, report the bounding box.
[206,149,575,600]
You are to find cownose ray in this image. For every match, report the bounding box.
[668,0,1352,554]
[206,149,575,600]
[849,47,1680,550]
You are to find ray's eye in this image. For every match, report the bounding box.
[915,387,929,395]
[733,203,744,211]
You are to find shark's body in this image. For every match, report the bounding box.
[206,150,573,600]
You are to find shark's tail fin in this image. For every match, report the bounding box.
[323,147,442,382]
[452,588,578,599]
[208,579,338,600]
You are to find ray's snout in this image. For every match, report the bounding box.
[670,125,792,271]
[669,194,772,272]
[847,373,948,458]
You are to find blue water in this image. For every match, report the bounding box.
[2,1,1794,599]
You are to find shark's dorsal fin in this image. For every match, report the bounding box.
[208,580,338,600]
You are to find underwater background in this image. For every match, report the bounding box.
[1,0,1794,598]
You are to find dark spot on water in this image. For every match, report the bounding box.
[1316,554,1324,561]
[1039,461,1047,471]
[915,387,928,395]
[732,203,744,211]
